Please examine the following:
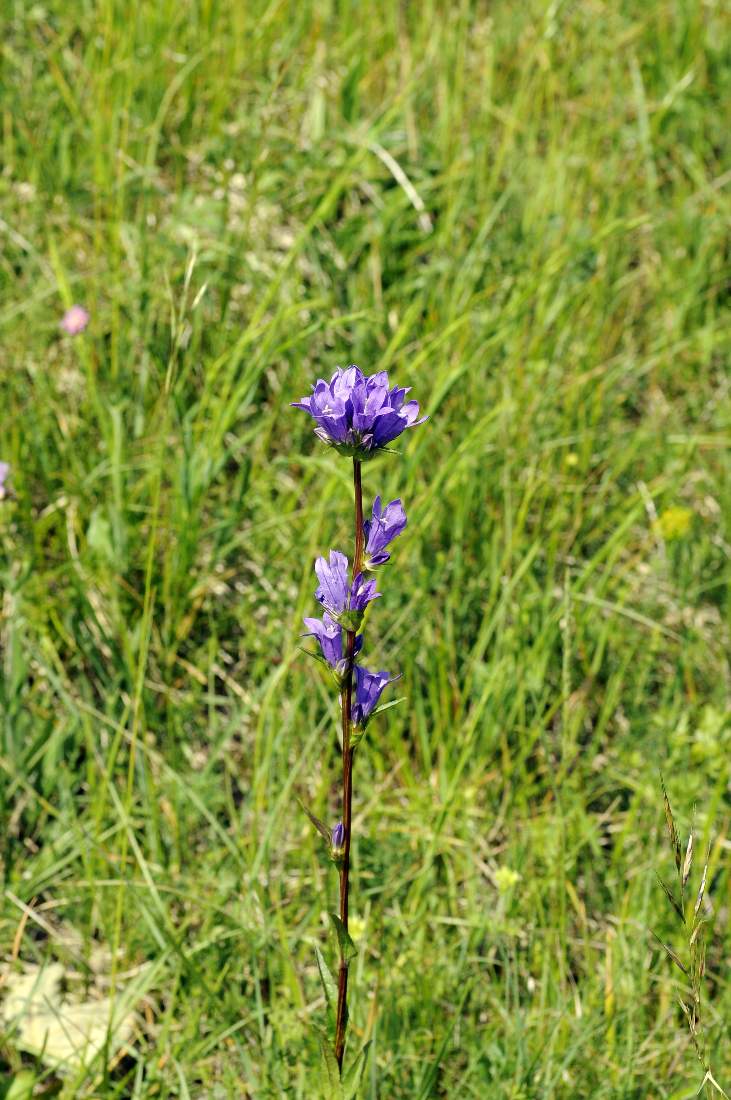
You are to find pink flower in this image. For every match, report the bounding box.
[0,462,10,501]
[60,305,90,335]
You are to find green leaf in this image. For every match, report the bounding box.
[342,1041,371,1100]
[351,697,406,748]
[299,799,332,843]
[329,913,358,963]
[315,945,338,1027]
[316,1028,344,1100]
[298,645,329,670]
[369,696,406,721]
[3,1074,37,1100]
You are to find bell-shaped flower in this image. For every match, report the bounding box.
[303,612,363,684]
[363,496,407,568]
[292,365,426,458]
[314,550,379,631]
[352,665,398,730]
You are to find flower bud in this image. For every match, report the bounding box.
[330,821,346,863]
[332,658,349,689]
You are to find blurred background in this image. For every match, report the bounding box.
[1,1,730,1095]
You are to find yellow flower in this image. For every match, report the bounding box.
[494,866,521,893]
[655,506,693,541]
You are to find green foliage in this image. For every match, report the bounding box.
[330,914,358,965]
[1,0,730,1095]
[655,788,727,1097]
[315,946,339,1029]
[342,1044,371,1100]
[317,1028,344,1100]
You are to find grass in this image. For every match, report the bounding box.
[1,0,730,1095]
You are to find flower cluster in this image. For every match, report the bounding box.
[0,463,10,501]
[304,495,409,725]
[301,370,422,732]
[292,365,426,458]
[304,596,395,730]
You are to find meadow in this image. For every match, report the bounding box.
[1,0,731,1096]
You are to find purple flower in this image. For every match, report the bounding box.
[292,365,426,457]
[330,820,346,863]
[363,496,407,567]
[314,550,379,629]
[60,305,90,335]
[303,612,363,675]
[0,462,9,501]
[352,665,397,729]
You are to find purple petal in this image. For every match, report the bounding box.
[401,400,424,425]
[314,551,349,613]
[353,665,396,725]
[370,409,408,446]
[314,413,349,442]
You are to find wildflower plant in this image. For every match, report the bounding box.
[293,364,425,1085]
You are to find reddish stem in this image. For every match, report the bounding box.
[334,458,363,1069]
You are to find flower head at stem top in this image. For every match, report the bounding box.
[291,365,427,458]
[0,463,10,501]
[363,496,407,568]
[314,549,379,631]
[352,665,398,731]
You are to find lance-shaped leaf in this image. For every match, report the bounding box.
[351,697,406,749]
[299,799,332,843]
[315,1027,344,1100]
[369,696,406,723]
[298,644,331,670]
[315,946,338,1029]
[330,913,358,963]
[342,1041,372,1100]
